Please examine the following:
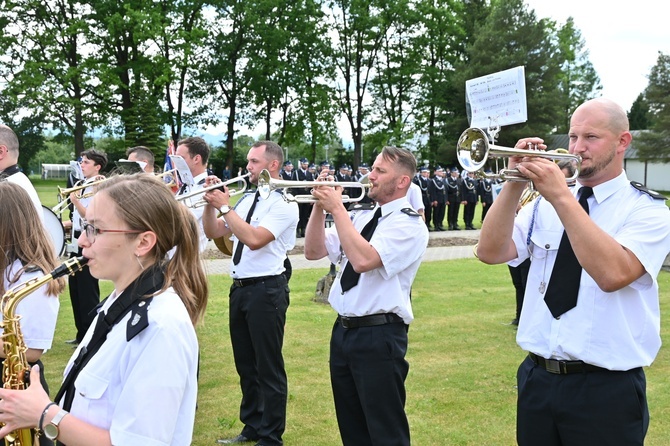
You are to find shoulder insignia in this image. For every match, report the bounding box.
[401,207,421,217]
[126,297,153,341]
[630,181,668,200]
[348,202,376,211]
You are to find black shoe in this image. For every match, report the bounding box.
[510,318,519,326]
[216,434,257,444]
[466,225,475,230]
[64,339,80,345]
[453,225,462,230]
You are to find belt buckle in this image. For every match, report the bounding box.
[339,317,351,329]
[545,359,562,374]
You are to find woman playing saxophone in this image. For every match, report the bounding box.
[0,173,208,446]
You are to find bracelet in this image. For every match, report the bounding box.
[39,402,57,431]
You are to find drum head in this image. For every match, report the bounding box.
[42,206,66,257]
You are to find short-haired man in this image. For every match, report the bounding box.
[203,141,298,446]
[175,136,211,253]
[478,98,670,445]
[0,124,43,219]
[126,146,155,173]
[67,148,107,345]
[304,146,428,445]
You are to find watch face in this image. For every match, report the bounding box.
[44,423,59,440]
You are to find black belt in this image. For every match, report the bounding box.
[232,274,282,288]
[338,313,404,329]
[528,352,609,374]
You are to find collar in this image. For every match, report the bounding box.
[193,172,208,185]
[379,196,411,218]
[575,170,627,205]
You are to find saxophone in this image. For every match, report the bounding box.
[1,256,88,446]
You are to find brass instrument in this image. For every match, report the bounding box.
[1,256,88,445]
[52,176,107,215]
[456,128,581,182]
[257,169,371,203]
[176,173,251,208]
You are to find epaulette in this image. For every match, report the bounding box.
[348,202,376,211]
[630,181,668,200]
[126,297,153,341]
[401,207,421,217]
[23,265,43,273]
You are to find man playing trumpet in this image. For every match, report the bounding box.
[477,98,670,445]
[304,146,428,446]
[202,141,297,446]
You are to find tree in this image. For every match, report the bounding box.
[329,0,390,170]
[628,93,651,130]
[635,52,670,161]
[555,17,602,133]
[446,0,565,169]
[0,0,102,155]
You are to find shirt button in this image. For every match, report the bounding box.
[545,244,550,249]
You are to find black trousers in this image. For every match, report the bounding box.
[463,201,476,226]
[517,356,648,446]
[447,199,460,227]
[297,202,311,235]
[68,235,100,342]
[421,195,432,227]
[481,201,492,222]
[508,258,531,320]
[432,203,446,229]
[330,319,410,446]
[229,275,289,446]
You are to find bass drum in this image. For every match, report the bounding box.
[42,205,66,257]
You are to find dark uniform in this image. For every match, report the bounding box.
[446,168,463,230]
[461,173,478,229]
[413,168,432,229]
[296,158,314,238]
[478,174,494,222]
[429,168,447,231]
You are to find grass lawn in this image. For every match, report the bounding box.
[29,177,670,444]
[41,261,670,445]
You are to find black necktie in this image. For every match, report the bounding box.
[232,191,260,265]
[340,207,382,292]
[544,187,594,318]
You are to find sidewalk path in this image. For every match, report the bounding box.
[203,229,479,276]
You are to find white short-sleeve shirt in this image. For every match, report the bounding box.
[1,259,59,351]
[64,288,199,446]
[510,171,670,370]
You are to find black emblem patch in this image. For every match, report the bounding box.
[401,207,421,217]
[630,181,667,200]
[126,298,152,341]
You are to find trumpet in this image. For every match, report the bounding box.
[456,128,581,182]
[52,176,107,215]
[176,173,251,208]
[257,169,371,203]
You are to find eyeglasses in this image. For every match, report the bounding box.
[82,221,143,244]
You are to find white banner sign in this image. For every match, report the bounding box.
[466,66,527,129]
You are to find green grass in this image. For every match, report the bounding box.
[29,179,670,444]
[41,262,670,445]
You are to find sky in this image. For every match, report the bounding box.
[524,0,670,113]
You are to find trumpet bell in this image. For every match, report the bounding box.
[456,127,581,182]
[457,128,490,172]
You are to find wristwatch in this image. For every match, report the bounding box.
[44,409,69,441]
[219,205,232,215]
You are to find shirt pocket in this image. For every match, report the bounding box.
[73,369,111,426]
[529,228,563,260]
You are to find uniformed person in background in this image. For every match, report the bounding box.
[413,166,432,230]
[462,171,478,230]
[296,158,314,238]
[429,166,447,231]
[478,169,495,222]
[446,167,464,230]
